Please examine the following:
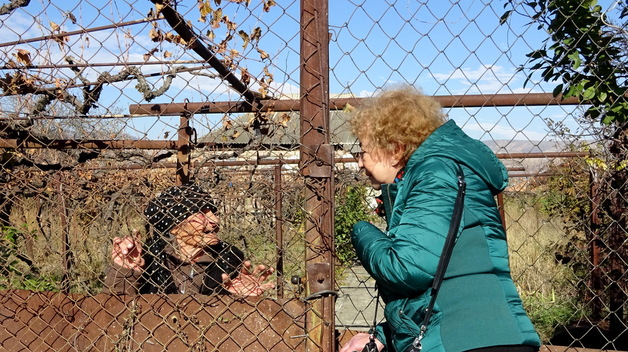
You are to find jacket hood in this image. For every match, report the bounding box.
[406,120,508,194]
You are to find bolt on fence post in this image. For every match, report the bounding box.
[300,0,335,351]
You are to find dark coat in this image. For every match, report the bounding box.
[103,241,243,295]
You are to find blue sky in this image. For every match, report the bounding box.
[0,0,618,143]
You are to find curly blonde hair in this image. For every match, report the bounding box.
[350,85,446,165]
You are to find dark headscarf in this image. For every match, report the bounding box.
[144,183,218,235]
[140,183,243,294]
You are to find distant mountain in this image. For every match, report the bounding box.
[481,139,566,175]
[482,139,564,154]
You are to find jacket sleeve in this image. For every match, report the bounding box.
[102,264,143,295]
[352,161,461,296]
[374,321,391,349]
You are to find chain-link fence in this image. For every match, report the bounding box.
[1,0,626,351]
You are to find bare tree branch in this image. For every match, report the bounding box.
[0,0,30,16]
[3,64,189,115]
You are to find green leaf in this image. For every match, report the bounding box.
[583,86,596,100]
[568,51,581,69]
[565,84,580,98]
[552,84,564,97]
[601,113,613,125]
[500,10,512,24]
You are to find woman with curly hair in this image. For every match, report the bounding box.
[341,85,540,352]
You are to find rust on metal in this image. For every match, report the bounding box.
[0,139,179,150]
[275,164,285,299]
[176,112,191,185]
[300,0,335,350]
[128,93,584,116]
[306,262,333,293]
[0,17,163,49]
[0,290,307,351]
[299,144,334,178]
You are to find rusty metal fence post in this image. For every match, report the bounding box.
[177,111,192,185]
[300,0,335,351]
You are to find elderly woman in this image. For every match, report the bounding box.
[340,86,541,352]
[103,183,274,296]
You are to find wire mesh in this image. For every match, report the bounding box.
[1,0,626,351]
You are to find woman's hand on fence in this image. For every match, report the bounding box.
[222,260,275,296]
[339,333,384,352]
[111,229,145,271]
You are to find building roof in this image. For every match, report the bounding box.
[200,110,358,153]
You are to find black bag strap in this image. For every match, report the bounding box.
[362,164,466,352]
[413,163,466,351]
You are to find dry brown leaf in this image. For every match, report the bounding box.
[149,28,161,42]
[263,0,276,12]
[144,48,158,61]
[223,118,233,130]
[251,27,262,42]
[15,49,32,65]
[53,33,69,48]
[198,0,212,22]
[55,88,65,100]
[257,48,269,61]
[258,86,267,99]
[210,8,222,28]
[163,51,172,58]
[238,30,250,49]
[280,113,291,127]
[50,21,60,32]
[66,11,77,24]
[263,67,274,84]
[216,40,228,54]
[224,16,237,31]
[240,67,250,86]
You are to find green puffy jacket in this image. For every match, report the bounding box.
[352,120,541,352]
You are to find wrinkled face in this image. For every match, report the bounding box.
[357,141,404,190]
[170,209,221,247]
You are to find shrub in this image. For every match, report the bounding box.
[0,225,58,291]
[334,185,377,267]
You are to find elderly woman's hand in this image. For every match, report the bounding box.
[339,333,384,352]
[221,260,275,296]
[111,229,145,271]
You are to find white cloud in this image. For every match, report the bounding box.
[432,64,527,95]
